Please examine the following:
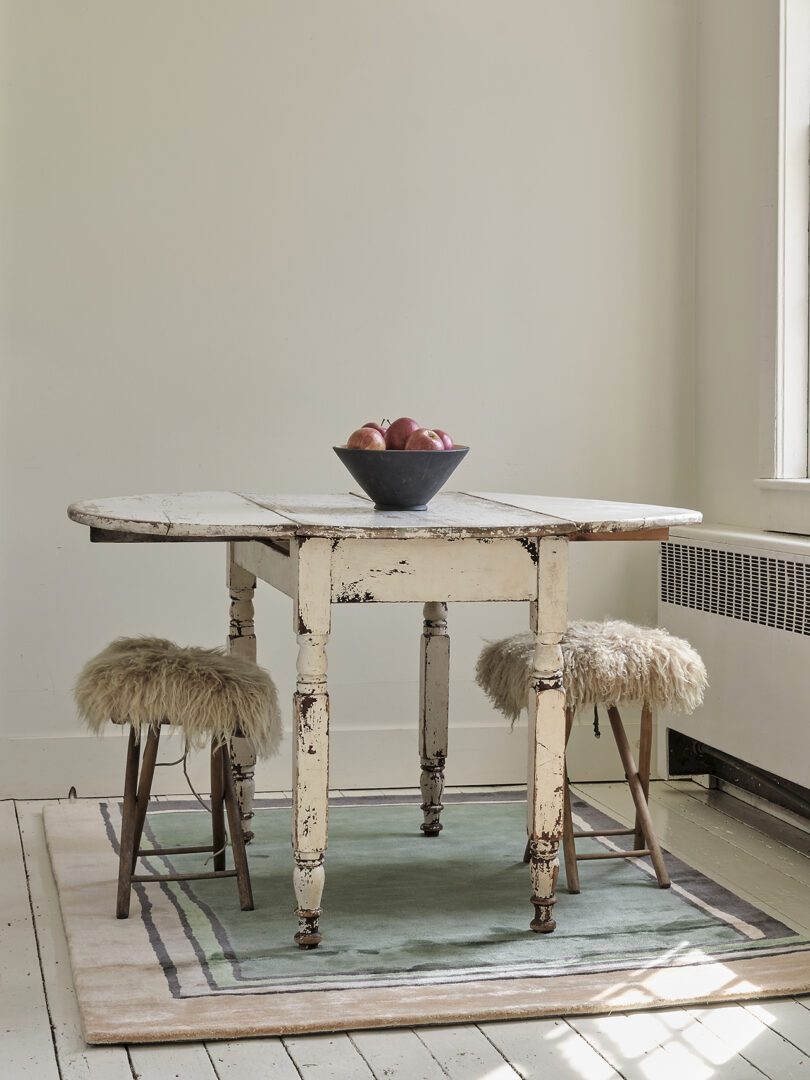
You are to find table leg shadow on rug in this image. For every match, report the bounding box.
[43,791,810,1044]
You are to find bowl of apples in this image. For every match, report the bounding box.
[334,417,469,511]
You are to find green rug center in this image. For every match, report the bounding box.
[134,798,794,994]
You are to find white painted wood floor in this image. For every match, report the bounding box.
[3,781,810,1080]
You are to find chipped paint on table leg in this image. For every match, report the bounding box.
[227,543,257,844]
[527,538,568,933]
[293,634,329,948]
[419,602,450,837]
[228,735,257,844]
[292,538,331,949]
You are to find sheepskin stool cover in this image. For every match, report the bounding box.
[476,620,707,724]
[75,637,282,755]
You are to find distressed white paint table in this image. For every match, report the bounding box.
[68,490,701,948]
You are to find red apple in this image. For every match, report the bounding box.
[362,421,388,435]
[404,428,445,451]
[347,426,386,450]
[433,429,454,450]
[385,416,421,450]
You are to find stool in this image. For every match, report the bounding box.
[75,637,282,918]
[475,620,706,892]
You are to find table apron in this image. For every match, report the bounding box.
[233,535,541,604]
[330,536,538,603]
[232,540,296,598]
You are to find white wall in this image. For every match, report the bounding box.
[694,0,781,529]
[0,1,698,797]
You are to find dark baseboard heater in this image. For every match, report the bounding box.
[668,728,810,823]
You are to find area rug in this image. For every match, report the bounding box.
[43,792,810,1044]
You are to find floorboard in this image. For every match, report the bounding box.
[128,1043,218,1079]
[744,1000,810,1057]
[416,1023,522,1079]
[677,783,810,859]
[283,1033,375,1079]
[15,800,132,1080]
[349,1028,448,1079]
[569,1008,767,1079]
[205,1037,302,1079]
[479,1017,624,1079]
[0,800,59,1080]
[687,1002,810,1078]
[650,781,810,884]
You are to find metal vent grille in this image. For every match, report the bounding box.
[660,541,810,636]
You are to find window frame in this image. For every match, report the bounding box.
[756,0,810,534]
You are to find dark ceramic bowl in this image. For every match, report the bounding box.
[333,445,469,511]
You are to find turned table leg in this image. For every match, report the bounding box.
[523,707,578,893]
[227,543,258,844]
[292,537,331,949]
[527,537,568,933]
[419,601,450,837]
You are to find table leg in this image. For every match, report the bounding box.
[227,543,258,844]
[419,601,449,836]
[292,538,331,949]
[527,537,568,933]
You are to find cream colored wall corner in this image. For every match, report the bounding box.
[0,1,697,797]
[694,0,785,529]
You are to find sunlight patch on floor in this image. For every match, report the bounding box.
[642,1041,715,1080]
[557,1028,622,1079]
[480,1064,523,1080]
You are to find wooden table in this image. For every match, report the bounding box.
[68,490,701,948]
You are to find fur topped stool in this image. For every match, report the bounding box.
[75,637,282,918]
[476,620,707,892]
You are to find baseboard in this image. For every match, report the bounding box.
[0,721,633,799]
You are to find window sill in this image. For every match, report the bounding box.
[754,478,810,536]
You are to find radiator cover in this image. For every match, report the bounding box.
[658,525,810,790]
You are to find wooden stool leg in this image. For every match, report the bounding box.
[607,706,670,888]
[222,744,254,911]
[634,701,653,850]
[211,741,226,872]
[129,726,161,874]
[560,707,579,893]
[117,727,141,919]
[561,771,580,894]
